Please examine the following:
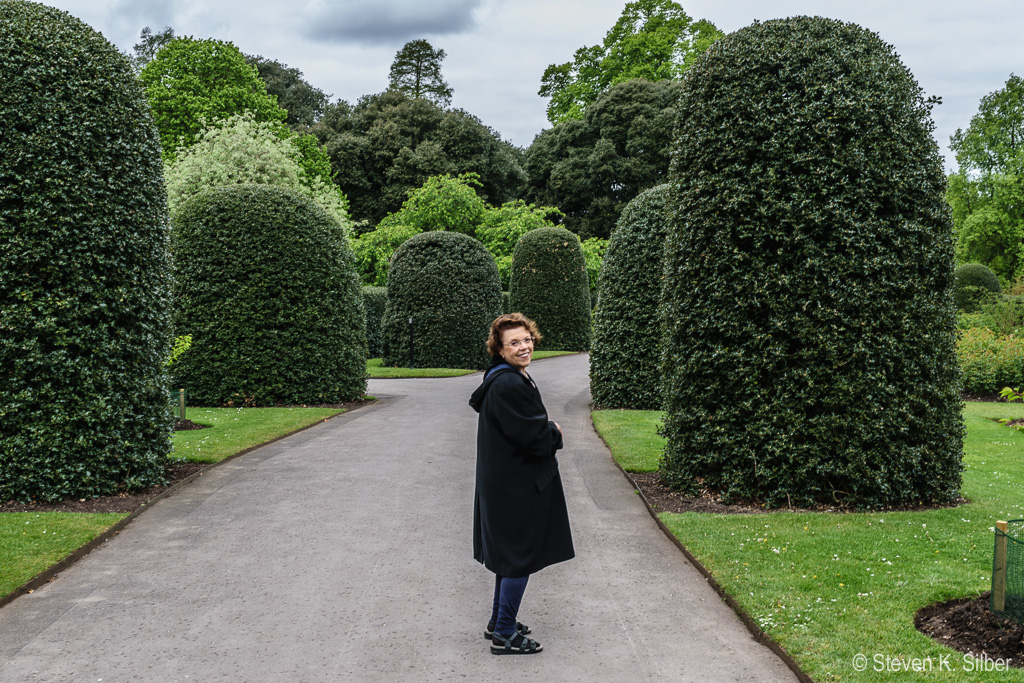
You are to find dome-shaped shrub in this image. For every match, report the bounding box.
[381,231,501,369]
[590,185,672,409]
[171,185,366,405]
[0,2,171,502]
[509,228,591,351]
[362,286,387,358]
[954,263,1002,312]
[660,17,963,509]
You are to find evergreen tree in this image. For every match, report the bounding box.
[388,39,453,107]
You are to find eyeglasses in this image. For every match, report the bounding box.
[505,336,535,350]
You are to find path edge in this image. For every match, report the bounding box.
[0,399,386,612]
[589,417,814,683]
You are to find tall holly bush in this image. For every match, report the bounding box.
[0,1,171,502]
[171,185,366,405]
[590,185,671,409]
[660,17,963,509]
[509,227,592,351]
[381,232,501,370]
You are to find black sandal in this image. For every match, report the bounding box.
[490,631,543,655]
[484,621,530,641]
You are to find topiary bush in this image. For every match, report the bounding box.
[590,185,672,409]
[362,286,387,358]
[171,185,366,405]
[954,263,1002,312]
[509,227,592,351]
[0,1,171,502]
[381,231,501,369]
[660,16,963,509]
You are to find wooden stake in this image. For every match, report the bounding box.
[178,389,186,422]
[994,520,1009,612]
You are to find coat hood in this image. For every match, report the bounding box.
[469,360,517,413]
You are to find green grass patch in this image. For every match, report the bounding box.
[591,409,663,472]
[367,358,478,378]
[172,406,345,463]
[0,512,126,597]
[531,350,577,360]
[593,401,1024,681]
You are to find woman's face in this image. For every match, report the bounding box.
[498,325,534,372]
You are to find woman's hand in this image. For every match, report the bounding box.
[554,421,562,436]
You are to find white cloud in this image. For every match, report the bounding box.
[303,0,483,43]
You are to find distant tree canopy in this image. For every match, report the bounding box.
[948,74,1024,282]
[130,25,175,72]
[525,78,682,239]
[388,39,453,107]
[539,0,721,124]
[309,90,525,228]
[246,54,330,128]
[139,36,287,161]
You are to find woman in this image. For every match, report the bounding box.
[468,313,575,655]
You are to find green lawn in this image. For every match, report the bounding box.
[593,401,1024,682]
[367,350,577,378]
[2,406,347,601]
[172,406,345,463]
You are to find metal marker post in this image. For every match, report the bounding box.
[408,317,414,369]
[994,520,1009,612]
[178,389,186,422]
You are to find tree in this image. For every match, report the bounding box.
[660,17,962,509]
[525,78,681,239]
[476,201,562,289]
[139,37,287,161]
[948,75,1024,281]
[1,1,171,502]
[163,113,350,231]
[388,39,453,107]
[246,54,330,127]
[131,25,175,72]
[309,90,525,227]
[538,0,721,124]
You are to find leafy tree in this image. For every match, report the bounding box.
[539,0,721,124]
[476,201,562,289]
[525,78,681,239]
[948,74,1024,281]
[246,54,329,127]
[309,90,525,227]
[139,37,287,161]
[131,25,175,72]
[163,113,350,231]
[388,39,453,107]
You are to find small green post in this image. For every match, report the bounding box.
[178,389,186,422]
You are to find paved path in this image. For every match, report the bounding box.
[0,353,798,682]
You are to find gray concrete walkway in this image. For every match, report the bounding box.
[0,353,797,682]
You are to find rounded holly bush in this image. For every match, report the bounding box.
[660,16,963,509]
[509,227,591,351]
[381,231,502,370]
[590,185,672,409]
[954,263,1002,312]
[171,185,366,405]
[0,1,172,502]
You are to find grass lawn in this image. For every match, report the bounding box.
[593,401,1024,681]
[172,406,345,463]
[1,406,347,601]
[367,350,577,378]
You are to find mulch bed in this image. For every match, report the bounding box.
[916,593,1024,668]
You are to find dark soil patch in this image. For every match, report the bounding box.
[964,392,1004,402]
[173,419,208,431]
[627,471,967,515]
[916,592,1024,668]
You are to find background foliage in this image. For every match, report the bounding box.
[953,262,1003,312]
[246,54,329,128]
[509,227,592,351]
[381,231,501,369]
[660,16,963,509]
[387,39,453,107]
[171,185,366,405]
[0,0,171,502]
[590,184,671,409]
[361,286,387,358]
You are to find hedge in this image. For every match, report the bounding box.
[954,263,1002,312]
[0,1,172,502]
[590,185,672,409]
[381,231,502,369]
[362,286,387,358]
[509,227,592,351]
[171,185,366,405]
[660,16,963,509]
[958,328,1024,394]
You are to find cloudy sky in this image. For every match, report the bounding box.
[44,0,1024,171]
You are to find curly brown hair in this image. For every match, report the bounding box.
[486,313,543,358]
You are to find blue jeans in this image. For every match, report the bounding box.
[490,573,530,638]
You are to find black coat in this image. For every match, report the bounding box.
[469,360,575,578]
